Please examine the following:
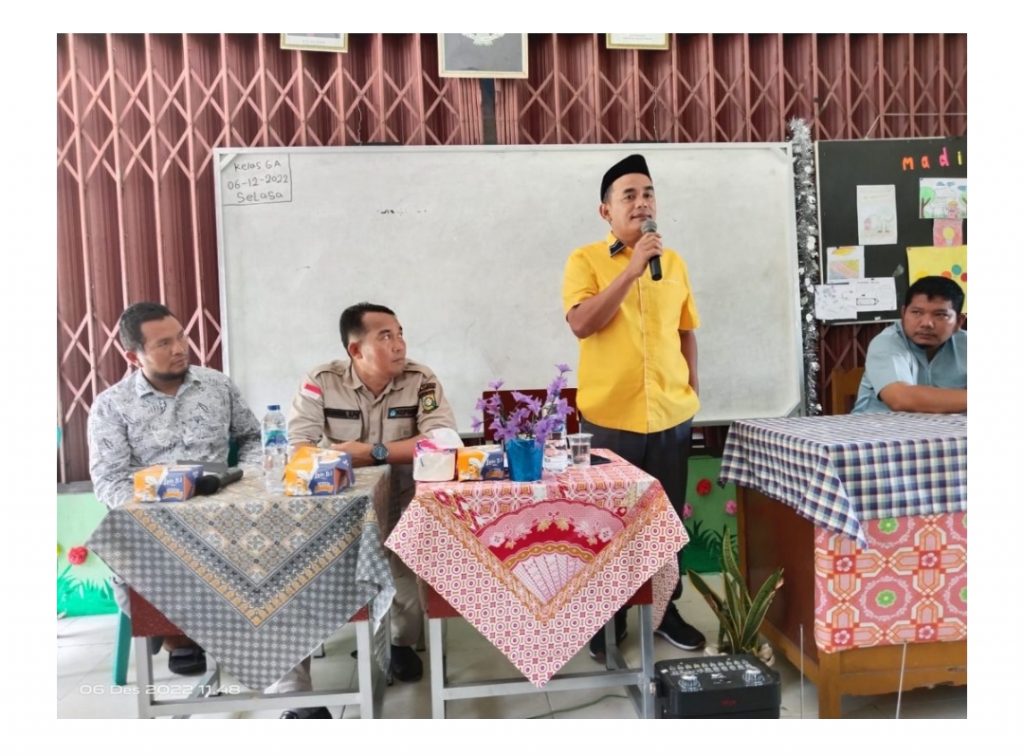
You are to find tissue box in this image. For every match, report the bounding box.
[457,445,505,481]
[413,439,456,482]
[133,464,203,503]
[284,447,354,496]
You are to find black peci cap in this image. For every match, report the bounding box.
[600,154,651,200]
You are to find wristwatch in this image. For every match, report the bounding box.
[371,442,389,465]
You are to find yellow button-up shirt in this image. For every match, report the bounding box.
[562,233,700,434]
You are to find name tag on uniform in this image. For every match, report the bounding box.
[325,408,361,420]
[387,406,417,419]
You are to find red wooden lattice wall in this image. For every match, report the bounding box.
[57,32,967,482]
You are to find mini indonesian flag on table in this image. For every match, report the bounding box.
[907,245,967,314]
[300,382,322,400]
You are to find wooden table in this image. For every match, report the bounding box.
[722,414,967,718]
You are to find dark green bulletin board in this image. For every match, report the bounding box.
[815,137,967,322]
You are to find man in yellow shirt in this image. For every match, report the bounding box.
[562,154,705,660]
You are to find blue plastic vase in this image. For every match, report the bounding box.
[505,438,543,482]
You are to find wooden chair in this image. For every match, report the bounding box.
[829,366,865,415]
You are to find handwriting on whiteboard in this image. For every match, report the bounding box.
[222,155,293,206]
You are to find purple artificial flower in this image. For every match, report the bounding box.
[479,365,573,445]
[547,374,567,397]
[724,500,738,516]
[490,418,514,443]
[533,415,559,446]
[471,417,483,433]
[509,391,541,416]
[682,503,694,519]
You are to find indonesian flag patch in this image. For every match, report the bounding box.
[300,382,323,401]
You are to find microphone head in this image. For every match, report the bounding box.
[195,474,221,496]
[641,218,658,234]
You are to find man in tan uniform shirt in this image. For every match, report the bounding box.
[274,302,455,718]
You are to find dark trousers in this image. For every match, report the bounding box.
[581,416,693,520]
[581,415,693,619]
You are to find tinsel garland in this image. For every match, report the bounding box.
[788,117,822,415]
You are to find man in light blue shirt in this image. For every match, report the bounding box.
[853,276,967,414]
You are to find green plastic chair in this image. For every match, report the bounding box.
[113,612,132,685]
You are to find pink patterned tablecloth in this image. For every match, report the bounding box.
[385,450,687,686]
[813,512,967,653]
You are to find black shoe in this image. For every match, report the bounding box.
[390,644,423,682]
[280,706,332,719]
[167,646,207,676]
[148,636,165,655]
[588,610,629,662]
[654,603,706,651]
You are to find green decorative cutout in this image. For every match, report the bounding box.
[57,492,118,617]
[680,456,738,574]
[878,518,899,533]
[959,587,967,602]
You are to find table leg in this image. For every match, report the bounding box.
[355,620,375,719]
[429,616,446,719]
[817,652,843,718]
[637,603,655,719]
[134,636,155,719]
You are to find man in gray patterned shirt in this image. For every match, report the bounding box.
[88,302,262,507]
[87,301,262,674]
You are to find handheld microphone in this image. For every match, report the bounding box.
[195,467,244,495]
[641,218,662,281]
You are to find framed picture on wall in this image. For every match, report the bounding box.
[438,34,528,78]
[280,34,348,53]
[606,34,670,51]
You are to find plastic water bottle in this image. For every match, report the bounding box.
[262,404,288,494]
[541,403,570,474]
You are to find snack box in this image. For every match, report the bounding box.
[284,447,354,496]
[133,464,203,503]
[456,445,505,481]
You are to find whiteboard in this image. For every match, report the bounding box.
[214,143,803,430]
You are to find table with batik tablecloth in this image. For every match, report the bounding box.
[385,450,687,693]
[720,413,967,718]
[87,466,395,709]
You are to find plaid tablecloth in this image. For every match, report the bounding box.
[385,450,687,687]
[720,413,967,546]
[87,467,395,690]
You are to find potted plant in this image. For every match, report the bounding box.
[473,364,574,481]
[687,529,783,663]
